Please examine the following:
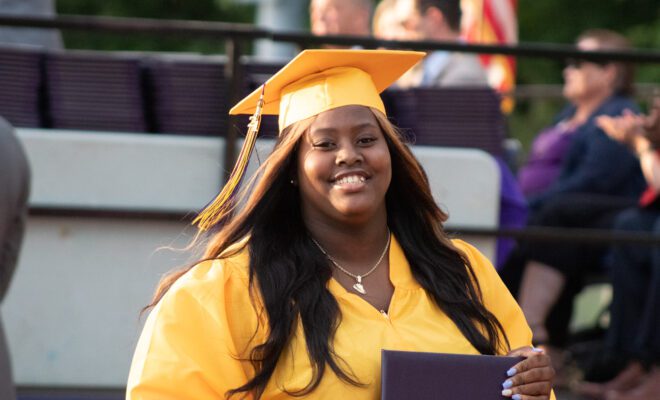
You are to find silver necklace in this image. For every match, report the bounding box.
[311,229,391,295]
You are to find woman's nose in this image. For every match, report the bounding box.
[335,144,362,165]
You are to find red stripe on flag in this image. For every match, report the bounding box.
[483,0,506,44]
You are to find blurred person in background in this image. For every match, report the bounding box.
[310,0,373,41]
[394,0,488,87]
[0,116,30,400]
[393,0,522,271]
[516,30,639,200]
[500,29,646,380]
[372,0,412,42]
[574,100,660,400]
[0,0,62,48]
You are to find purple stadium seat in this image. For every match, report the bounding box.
[0,45,44,128]
[45,50,147,132]
[385,87,505,156]
[143,55,230,136]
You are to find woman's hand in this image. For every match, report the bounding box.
[597,110,646,147]
[597,110,655,158]
[501,346,554,400]
[643,98,660,148]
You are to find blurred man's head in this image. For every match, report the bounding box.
[396,0,462,41]
[563,29,634,104]
[373,0,414,41]
[310,0,373,37]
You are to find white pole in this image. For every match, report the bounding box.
[254,0,307,59]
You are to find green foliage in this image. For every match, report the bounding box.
[56,0,255,53]
[517,0,660,85]
[627,18,660,84]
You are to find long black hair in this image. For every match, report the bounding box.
[150,109,509,399]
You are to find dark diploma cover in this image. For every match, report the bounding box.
[381,350,524,399]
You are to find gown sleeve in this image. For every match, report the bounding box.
[126,258,256,400]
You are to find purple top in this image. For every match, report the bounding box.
[496,157,528,269]
[518,123,577,197]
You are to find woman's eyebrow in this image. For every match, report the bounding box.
[311,122,378,133]
[309,127,338,136]
[310,122,378,135]
[351,122,379,132]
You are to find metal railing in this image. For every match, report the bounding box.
[27,205,660,245]
[2,14,660,62]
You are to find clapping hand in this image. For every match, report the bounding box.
[643,98,660,148]
[597,109,646,147]
[597,99,660,153]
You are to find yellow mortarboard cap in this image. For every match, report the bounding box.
[194,49,425,231]
[230,49,426,131]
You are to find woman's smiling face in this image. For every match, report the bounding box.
[296,105,392,226]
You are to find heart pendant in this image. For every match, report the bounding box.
[353,282,366,295]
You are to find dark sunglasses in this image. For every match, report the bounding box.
[565,58,611,69]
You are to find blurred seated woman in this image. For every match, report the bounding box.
[518,29,639,199]
[126,50,554,399]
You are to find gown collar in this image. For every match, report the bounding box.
[327,234,421,297]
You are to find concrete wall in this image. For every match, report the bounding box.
[3,129,500,387]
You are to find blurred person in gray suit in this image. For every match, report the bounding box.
[0,0,63,48]
[395,0,488,87]
[0,116,30,400]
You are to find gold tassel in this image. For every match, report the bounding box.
[193,84,266,231]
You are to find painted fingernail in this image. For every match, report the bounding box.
[512,395,522,400]
[502,389,512,397]
[507,367,517,377]
[502,379,513,389]
[532,346,544,353]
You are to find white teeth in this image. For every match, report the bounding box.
[336,175,366,185]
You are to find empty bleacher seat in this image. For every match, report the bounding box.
[143,55,285,137]
[143,54,229,136]
[385,87,506,156]
[45,50,147,132]
[0,45,44,128]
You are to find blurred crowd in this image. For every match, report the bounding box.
[311,0,490,87]
[308,1,659,399]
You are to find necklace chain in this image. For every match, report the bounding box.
[311,229,391,282]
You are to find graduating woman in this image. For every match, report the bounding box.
[127,50,554,399]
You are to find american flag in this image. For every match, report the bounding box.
[461,0,518,113]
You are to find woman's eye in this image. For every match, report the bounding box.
[358,137,376,145]
[312,141,334,149]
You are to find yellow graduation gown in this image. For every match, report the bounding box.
[127,237,545,399]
